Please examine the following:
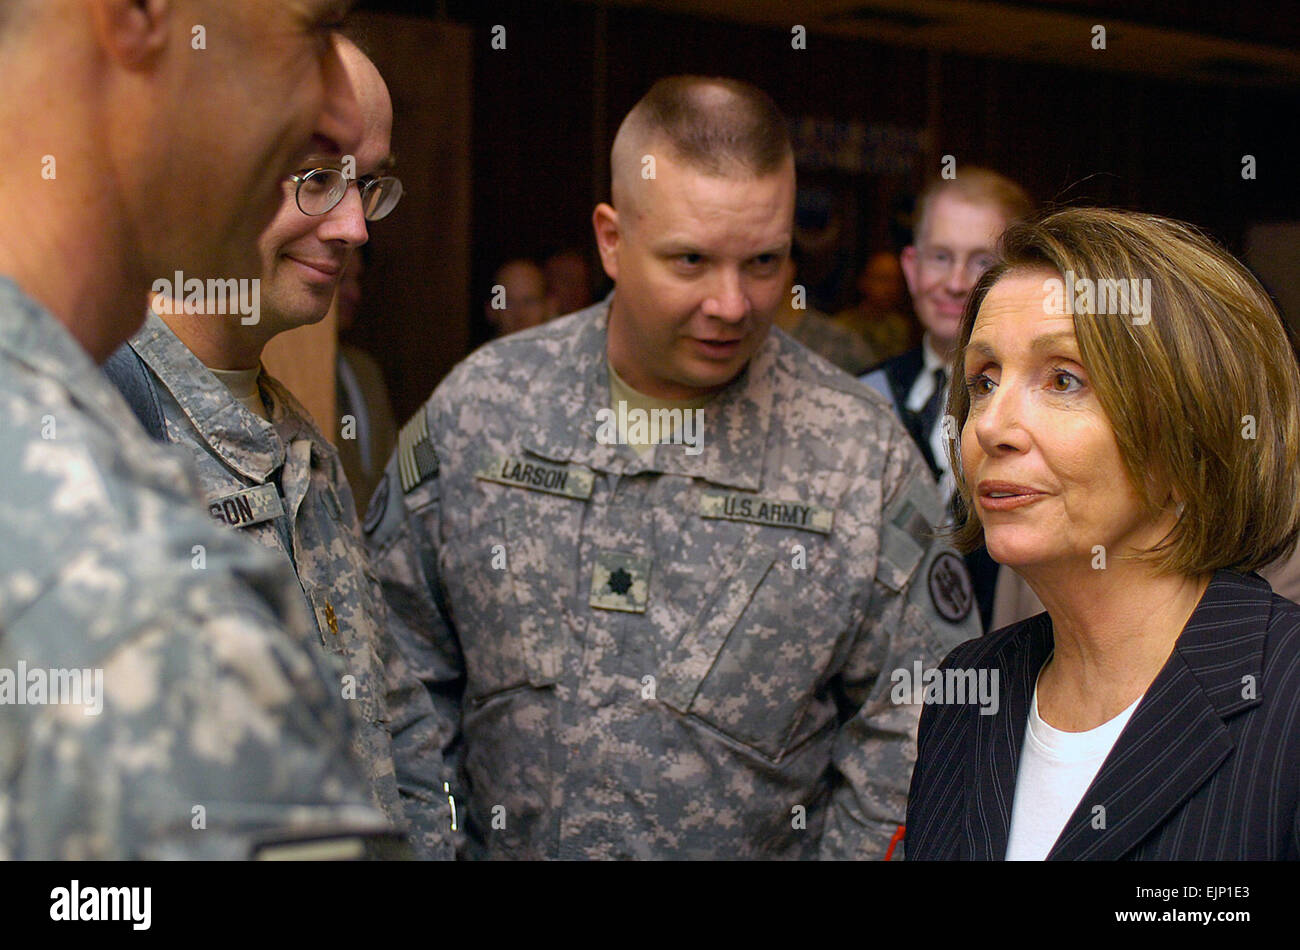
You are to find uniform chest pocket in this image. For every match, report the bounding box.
[656,544,856,762]
[439,516,564,704]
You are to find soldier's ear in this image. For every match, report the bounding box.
[90,0,171,69]
[592,203,621,283]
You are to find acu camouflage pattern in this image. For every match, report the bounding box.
[0,278,392,859]
[366,296,980,859]
[785,308,877,377]
[127,313,451,860]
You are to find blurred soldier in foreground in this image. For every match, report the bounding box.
[0,0,398,858]
[367,75,979,859]
[104,39,450,859]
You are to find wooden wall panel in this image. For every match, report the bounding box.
[262,302,338,440]
[343,13,474,426]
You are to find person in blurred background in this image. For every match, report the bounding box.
[907,207,1300,860]
[486,257,552,337]
[791,185,857,312]
[833,249,918,368]
[771,253,877,375]
[337,246,399,514]
[544,246,596,317]
[863,167,1032,630]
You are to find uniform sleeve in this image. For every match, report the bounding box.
[2,531,401,860]
[0,348,405,859]
[818,430,982,860]
[373,586,456,860]
[334,453,454,861]
[363,417,468,858]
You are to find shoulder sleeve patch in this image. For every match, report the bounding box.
[877,473,944,590]
[396,411,438,494]
[926,550,974,623]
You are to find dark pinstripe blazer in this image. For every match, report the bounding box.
[905,570,1300,860]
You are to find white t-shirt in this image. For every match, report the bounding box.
[1005,668,1142,860]
[209,365,268,421]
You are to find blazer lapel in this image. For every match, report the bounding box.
[966,614,1053,859]
[1048,571,1269,860]
[1046,653,1233,859]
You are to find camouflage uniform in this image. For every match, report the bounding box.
[122,313,453,860]
[366,296,981,859]
[0,277,395,859]
[785,308,878,376]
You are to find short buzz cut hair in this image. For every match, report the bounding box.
[945,206,1300,578]
[610,76,792,209]
[912,167,1032,245]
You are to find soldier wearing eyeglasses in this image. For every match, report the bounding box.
[102,40,449,860]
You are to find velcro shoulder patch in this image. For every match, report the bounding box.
[877,474,943,591]
[397,411,439,494]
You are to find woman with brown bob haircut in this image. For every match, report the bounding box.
[905,207,1300,860]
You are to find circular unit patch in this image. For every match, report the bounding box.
[927,551,973,623]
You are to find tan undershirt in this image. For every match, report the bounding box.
[607,359,714,456]
[209,366,269,421]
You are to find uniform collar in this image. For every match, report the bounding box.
[521,292,773,492]
[129,311,285,482]
[262,372,337,459]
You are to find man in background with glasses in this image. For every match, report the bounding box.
[104,38,450,860]
[862,167,1032,631]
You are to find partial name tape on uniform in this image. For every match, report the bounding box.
[476,455,594,500]
[397,412,439,493]
[207,483,284,528]
[698,490,833,535]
